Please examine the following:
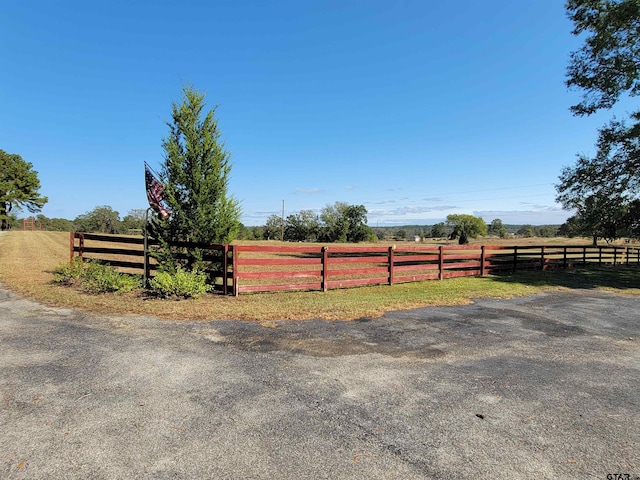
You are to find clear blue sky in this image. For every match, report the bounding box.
[0,0,629,226]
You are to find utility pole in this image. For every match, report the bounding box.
[281,199,285,242]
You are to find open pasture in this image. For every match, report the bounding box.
[2,231,640,320]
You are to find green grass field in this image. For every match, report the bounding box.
[1,231,639,321]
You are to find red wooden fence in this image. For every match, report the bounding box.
[70,232,231,294]
[70,232,640,296]
[230,243,640,295]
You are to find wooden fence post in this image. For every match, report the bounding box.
[69,232,75,264]
[583,246,587,266]
[438,246,444,280]
[563,246,567,269]
[322,246,329,292]
[480,246,485,276]
[78,233,84,261]
[388,245,395,285]
[541,246,545,271]
[513,247,518,273]
[232,245,239,297]
[223,244,229,296]
[614,247,618,266]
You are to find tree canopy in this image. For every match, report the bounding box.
[264,214,284,241]
[488,218,508,238]
[0,149,48,230]
[566,0,640,116]
[284,210,320,242]
[430,222,447,238]
[557,0,640,242]
[446,214,487,244]
[318,202,374,243]
[263,202,375,243]
[152,85,241,271]
[74,205,121,233]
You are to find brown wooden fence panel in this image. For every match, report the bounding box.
[70,232,231,291]
[70,233,640,296]
[394,272,440,283]
[443,269,482,279]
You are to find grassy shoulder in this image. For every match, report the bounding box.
[1,231,639,321]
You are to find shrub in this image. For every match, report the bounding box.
[53,258,85,286]
[53,259,141,294]
[149,267,210,299]
[82,261,141,294]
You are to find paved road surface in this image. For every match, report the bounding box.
[0,285,638,479]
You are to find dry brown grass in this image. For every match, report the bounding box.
[1,231,638,322]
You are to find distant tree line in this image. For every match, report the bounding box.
[9,205,576,246]
[257,201,377,243]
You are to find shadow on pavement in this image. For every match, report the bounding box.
[487,265,640,291]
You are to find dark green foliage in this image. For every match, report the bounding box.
[152,85,241,273]
[7,214,19,229]
[318,202,373,243]
[36,215,73,231]
[149,267,210,299]
[263,214,284,240]
[120,209,147,233]
[446,214,487,244]
[430,222,447,238]
[559,196,640,244]
[536,225,559,238]
[342,204,373,242]
[73,206,121,233]
[0,149,48,230]
[53,259,141,293]
[319,202,350,243]
[284,210,320,242]
[557,1,640,242]
[53,258,86,286]
[236,224,263,240]
[488,219,508,238]
[566,0,640,116]
[517,225,535,238]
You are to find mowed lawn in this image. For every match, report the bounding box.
[1,231,639,321]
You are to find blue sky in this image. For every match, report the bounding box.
[0,0,630,226]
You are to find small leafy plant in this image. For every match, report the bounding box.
[53,258,85,286]
[53,259,141,294]
[149,267,210,299]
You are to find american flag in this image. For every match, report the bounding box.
[145,163,170,220]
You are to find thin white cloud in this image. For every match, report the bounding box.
[368,205,458,218]
[294,188,324,194]
[474,207,570,224]
[344,185,357,190]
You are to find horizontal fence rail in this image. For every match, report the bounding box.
[70,232,232,294]
[70,233,640,296]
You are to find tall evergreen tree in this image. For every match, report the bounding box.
[0,149,48,231]
[152,85,241,271]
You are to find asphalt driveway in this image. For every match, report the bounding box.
[0,286,638,479]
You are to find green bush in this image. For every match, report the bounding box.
[53,259,141,294]
[149,267,210,299]
[82,261,141,294]
[53,258,85,286]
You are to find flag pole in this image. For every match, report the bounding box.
[143,207,151,288]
